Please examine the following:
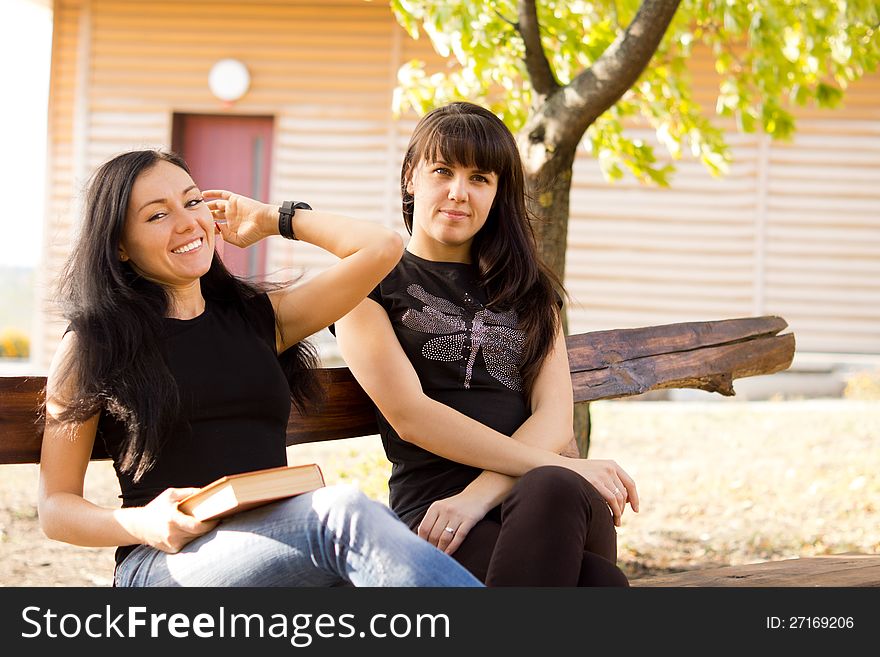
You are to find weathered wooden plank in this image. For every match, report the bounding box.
[571,333,796,401]
[565,315,789,372]
[0,317,796,463]
[632,554,880,587]
[0,377,47,463]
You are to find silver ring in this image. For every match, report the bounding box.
[444,526,455,534]
[613,487,621,495]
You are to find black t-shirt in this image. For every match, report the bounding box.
[366,251,530,528]
[98,293,291,565]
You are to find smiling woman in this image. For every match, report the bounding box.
[35,148,483,588]
[118,161,217,316]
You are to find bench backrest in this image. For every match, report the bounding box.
[0,316,795,464]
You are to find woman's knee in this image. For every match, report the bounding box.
[313,483,367,508]
[515,466,590,503]
[513,466,612,521]
[312,484,371,517]
[310,484,395,529]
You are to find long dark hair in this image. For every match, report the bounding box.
[401,102,565,394]
[52,150,320,482]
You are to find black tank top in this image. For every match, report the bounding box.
[365,251,530,528]
[98,293,291,565]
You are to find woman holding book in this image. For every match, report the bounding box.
[334,102,638,586]
[37,149,482,587]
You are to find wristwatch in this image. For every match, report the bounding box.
[278,201,312,240]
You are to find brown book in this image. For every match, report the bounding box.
[177,463,325,521]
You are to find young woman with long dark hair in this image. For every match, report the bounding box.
[335,102,638,586]
[38,149,482,587]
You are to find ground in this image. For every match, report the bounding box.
[1,399,878,586]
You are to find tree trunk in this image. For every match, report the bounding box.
[522,144,576,283]
[512,0,683,455]
[573,402,591,457]
[523,143,592,455]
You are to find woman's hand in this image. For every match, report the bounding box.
[561,458,639,527]
[203,189,276,249]
[418,489,493,555]
[127,488,219,554]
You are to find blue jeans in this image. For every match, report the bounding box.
[114,484,482,587]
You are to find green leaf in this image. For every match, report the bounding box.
[816,82,844,108]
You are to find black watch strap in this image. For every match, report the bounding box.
[278,201,312,240]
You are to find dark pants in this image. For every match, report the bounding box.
[449,466,629,587]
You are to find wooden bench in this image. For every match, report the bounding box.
[4,315,876,585]
[631,553,880,587]
[2,315,795,462]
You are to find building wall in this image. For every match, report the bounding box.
[566,58,880,356]
[37,0,90,368]
[37,0,880,371]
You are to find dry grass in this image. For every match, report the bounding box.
[1,399,877,586]
[591,399,880,579]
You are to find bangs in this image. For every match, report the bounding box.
[420,112,513,177]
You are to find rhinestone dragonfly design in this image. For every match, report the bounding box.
[401,284,526,391]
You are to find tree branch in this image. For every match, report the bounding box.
[517,0,559,98]
[494,9,516,28]
[552,0,682,142]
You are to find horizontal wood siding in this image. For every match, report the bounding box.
[566,130,759,333]
[39,0,86,368]
[567,57,880,356]
[762,73,880,353]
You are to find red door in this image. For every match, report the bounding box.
[172,114,274,280]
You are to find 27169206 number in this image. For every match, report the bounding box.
[766,616,854,629]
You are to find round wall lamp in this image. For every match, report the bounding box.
[208,58,251,103]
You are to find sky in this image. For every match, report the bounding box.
[0,0,52,269]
